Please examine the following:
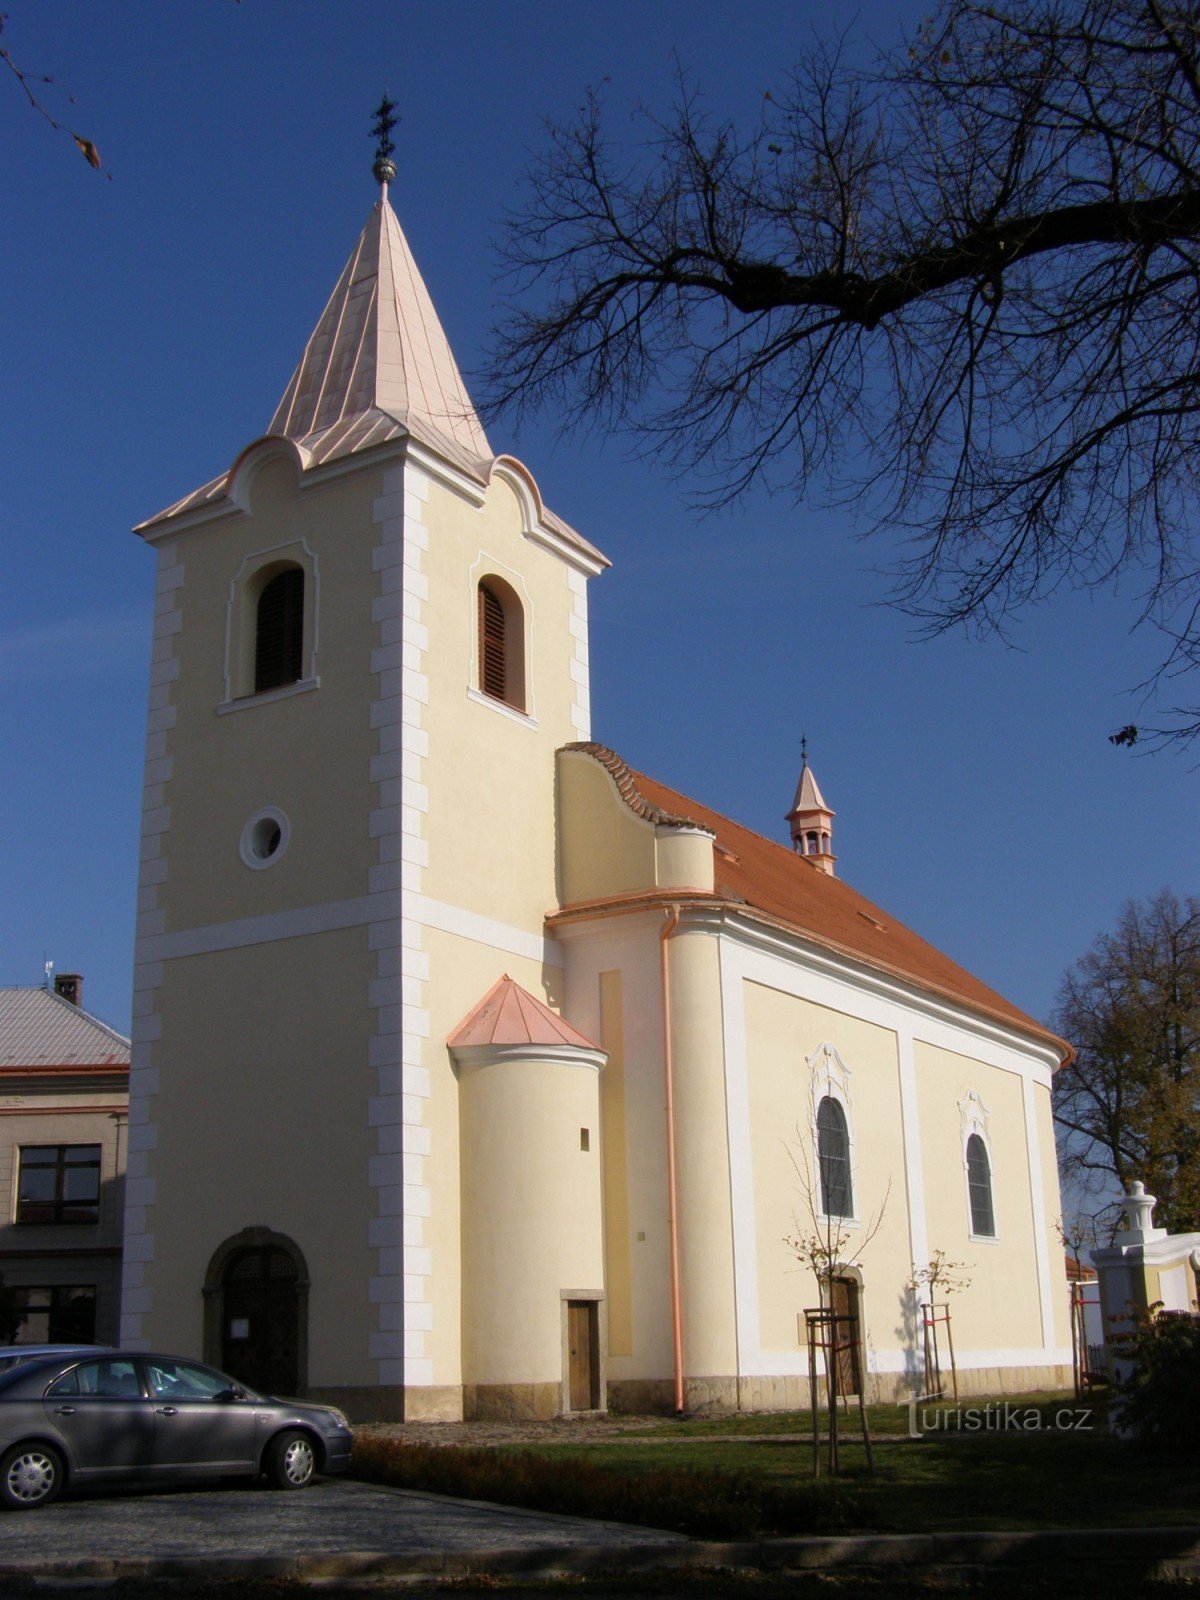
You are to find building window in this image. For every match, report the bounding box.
[16,1145,101,1224]
[477,577,525,712]
[254,566,304,693]
[966,1133,995,1237]
[817,1096,853,1218]
[5,1285,97,1344]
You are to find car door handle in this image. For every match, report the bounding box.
[52,1406,76,1416]
[155,1406,179,1416]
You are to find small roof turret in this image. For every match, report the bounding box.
[786,737,836,875]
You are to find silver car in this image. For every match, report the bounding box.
[0,1350,353,1509]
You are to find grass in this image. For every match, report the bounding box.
[350,1391,1200,1540]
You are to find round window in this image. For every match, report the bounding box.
[239,807,290,870]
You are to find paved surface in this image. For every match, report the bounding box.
[0,1478,687,1580]
[1,1471,1197,1586]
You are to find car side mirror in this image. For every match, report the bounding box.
[215,1385,246,1403]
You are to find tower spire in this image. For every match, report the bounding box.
[786,737,837,875]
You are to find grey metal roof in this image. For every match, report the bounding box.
[0,988,130,1069]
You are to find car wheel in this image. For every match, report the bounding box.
[264,1429,316,1490]
[1,1443,64,1510]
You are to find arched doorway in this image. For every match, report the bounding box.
[203,1228,309,1398]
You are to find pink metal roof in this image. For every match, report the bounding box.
[447,975,600,1051]
[135,193,608,572]
[268,197,493,473]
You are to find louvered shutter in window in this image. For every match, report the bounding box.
[479,582,506,701]
[255,568,304,693]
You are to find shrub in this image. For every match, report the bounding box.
[349,1433,854,1539]
[1110,1307,1200,1454]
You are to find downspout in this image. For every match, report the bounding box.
[659,904,685,1415]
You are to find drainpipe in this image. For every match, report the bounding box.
[659,905,685,1415]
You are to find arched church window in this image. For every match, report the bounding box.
[477,577,525,712]
[255,567,304,693]
[817,1095,853,1218]
[806,831,819,855]
[966,1133,995,1237]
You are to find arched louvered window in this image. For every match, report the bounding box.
[477,577,525,712]
[817,1095,853,1218]
[255,567,304,693]
[966,1133,995,1237]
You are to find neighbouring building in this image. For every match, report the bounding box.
[0,977,129,1345]
[121,155,1072,1419]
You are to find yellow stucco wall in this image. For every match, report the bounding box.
[147,930,376,1384]
[914,1040,1046,1353]
[557,753,658,905]
[422,473,581,929]
[161,462,379,934]
[742,982,913,1363]
[459,1052,604,1387]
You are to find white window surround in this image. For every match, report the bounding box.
[238,806,291,870]
[222,538,319,706]
[467,551,535,722]
[218,677,320,715]
[465,685,539,729]
[807,1042,859,1226]
[959,1089,999,1242]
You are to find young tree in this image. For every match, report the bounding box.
[1052,891,1200,1233]
[488,1,1200,743]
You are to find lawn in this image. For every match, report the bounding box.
[350,1392,1200,1540]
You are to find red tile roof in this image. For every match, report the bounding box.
[556,746,1068,1062]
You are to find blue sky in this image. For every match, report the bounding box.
[1,0,1193,1037]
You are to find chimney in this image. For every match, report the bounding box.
[53,973,83,1007]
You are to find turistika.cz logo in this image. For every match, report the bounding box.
[906,1397,1094,1438]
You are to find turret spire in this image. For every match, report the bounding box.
[786,737,837,875]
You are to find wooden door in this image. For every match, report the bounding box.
[830,1277,862,1396]
[567,1300,600,1410]
[221,1245,300,1397]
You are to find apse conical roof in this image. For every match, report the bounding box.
[447,975,599,1051]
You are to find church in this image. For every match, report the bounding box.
[120,151,1072,1420]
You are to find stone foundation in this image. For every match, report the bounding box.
[608,1363,1075,1417]
[463,1382,563,1421]
[315,1362,1075,1425]
[308,1384,463,1424]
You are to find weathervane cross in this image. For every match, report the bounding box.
[371,94,399,188]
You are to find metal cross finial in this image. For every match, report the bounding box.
[371,93,398,188]
[800,733,809,767]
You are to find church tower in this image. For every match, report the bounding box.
[785,740,836,875]
[122,147,608,1419]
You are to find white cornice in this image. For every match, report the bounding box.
[449,1042,607,1073]
[713,907,1061,1075]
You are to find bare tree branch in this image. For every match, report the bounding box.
[486,1,1200,743]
